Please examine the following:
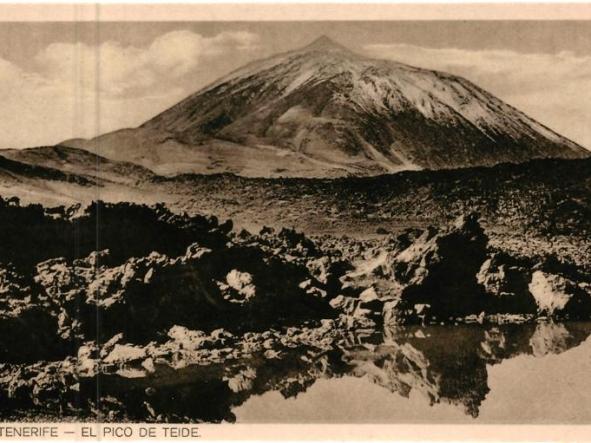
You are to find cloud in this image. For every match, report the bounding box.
[364,43,591,148]
[0,30,259,148]
[34,30,260,97]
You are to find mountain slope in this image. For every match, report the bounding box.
[0,145,155,185]
[0,146,160,206]
[64,36,590,177]
[0,152,99,205]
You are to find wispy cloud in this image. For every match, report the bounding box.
[34,30,260,97]
[0,30,260,148]
[364,43,591,149]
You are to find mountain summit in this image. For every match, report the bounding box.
[64,36,590,177]
[300,35,353,52]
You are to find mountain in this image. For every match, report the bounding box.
[64,36,589,178]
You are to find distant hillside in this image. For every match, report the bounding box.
[0,146,158,206]
[0,145,155,185]
[0,154,95,186]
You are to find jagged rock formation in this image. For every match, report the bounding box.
[1,199,591,422]
[34,244,333,343]
[343,212,591,323]
[389,213,488,317]
[0,199,229,270]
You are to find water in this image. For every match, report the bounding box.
[233,322,591,424]
[97,322,591,423]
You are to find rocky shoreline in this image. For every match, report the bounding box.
[1,198,590,421]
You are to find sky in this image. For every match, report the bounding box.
[1,21,590,149]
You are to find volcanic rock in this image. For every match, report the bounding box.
[528,271,591,318]
[390,212,489,319]
[0,265,69,363]
[476,253,537,314]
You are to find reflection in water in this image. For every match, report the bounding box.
[341,322,590,419]
[99,322,591,423]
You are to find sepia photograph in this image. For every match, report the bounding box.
[0,3,591,437]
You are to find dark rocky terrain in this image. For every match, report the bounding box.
[1,198,591,422]
[166,157,591,236]
[2,146,589,261]
[163,157,591,273]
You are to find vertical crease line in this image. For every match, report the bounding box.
[94,1,102,432]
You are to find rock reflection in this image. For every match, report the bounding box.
[93,344,348,422]
[2,321,589,422]
[343,322,590,418]
[95,322,591,422]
